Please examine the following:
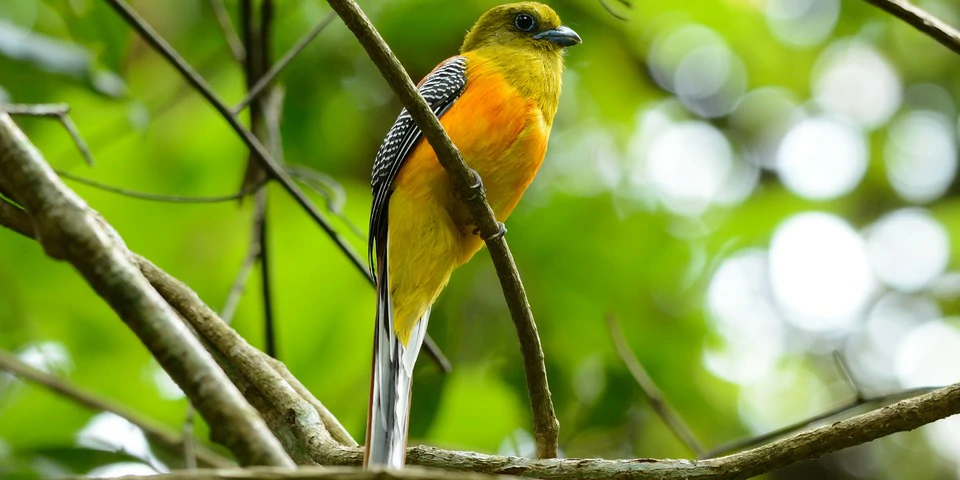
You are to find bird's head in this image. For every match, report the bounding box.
[461,2,582,53]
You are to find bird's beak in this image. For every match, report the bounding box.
[533,25,582,47]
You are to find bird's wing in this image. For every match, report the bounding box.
[368,55,468,277]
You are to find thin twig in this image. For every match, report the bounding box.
[832,351,864,402]
[209,0,246,64]
[102,0,369,282]
[862,0,960,55]
[701,386,941,458]
[232,12,337,115]
[57,169,265,203]
[599,0,630,21]
[325,0,558,457]
[607,315,704,456]
[220,198,266,324]
[2,103,95,166]
[183,404,198,470]
[0,112,293,467]
[0,350,234,469]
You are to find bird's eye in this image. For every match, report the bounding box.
[514,13,537,32]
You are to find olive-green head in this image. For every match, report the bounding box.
[461,2,582,53]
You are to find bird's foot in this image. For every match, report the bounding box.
[473,222,507,241]
[464,167,484,201]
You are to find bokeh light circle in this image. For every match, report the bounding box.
[776,116,868,200]
[769,212,875,332]
[813,40,902,129]
[865,208,949,292]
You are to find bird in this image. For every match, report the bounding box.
[365,2,580,468]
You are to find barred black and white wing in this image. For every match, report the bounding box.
[368,56,468,277]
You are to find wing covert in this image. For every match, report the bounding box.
[368,56,468,277]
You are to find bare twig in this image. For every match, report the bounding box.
[209,0,247,64]
[862,0,960,55]
[701,386,940,458]
[102,0,369,283]
[2,103,95,166]
[599,0,630,21]
[57,169,266,203]
[325,0,558,457]
[233,12,337,115]
[607,315,704,456]
[0,113,293,467]
[221,199,266,324]
[0,349,233,469]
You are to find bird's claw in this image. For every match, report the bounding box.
[474,222,507,241]
[465,167,484,201]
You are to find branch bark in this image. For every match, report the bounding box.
[0,113,294,468]
[0,349,234,469]
[324,0,559,459]
[862,0,960,55]
[309,383,960,479]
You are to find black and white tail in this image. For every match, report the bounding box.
[365,246,429,468]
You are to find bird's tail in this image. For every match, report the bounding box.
[365,248,429,468]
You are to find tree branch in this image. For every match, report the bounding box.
[0,113,293,467]
[324,0,559,458]
[0,349,234,469]
[312,382,960,479]
[862,0,960,55]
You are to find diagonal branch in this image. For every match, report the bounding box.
[101,0,368,284]
[0,349,234,469]
[324,0,559,458]
[233,12,337,114]
[0,113,293,467]
[862,0,960,54]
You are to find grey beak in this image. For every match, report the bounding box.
[533,25,582,47]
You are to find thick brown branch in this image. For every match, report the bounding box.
[0,349,234,469]
[0,113,293,467]
[862,0,960,54]
[324,0,559,458]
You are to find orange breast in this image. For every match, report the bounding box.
[393,51,549,240]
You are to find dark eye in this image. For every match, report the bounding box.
[514,13,537,32]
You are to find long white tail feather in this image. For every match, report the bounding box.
[366,243,429,468]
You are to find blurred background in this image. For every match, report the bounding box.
[2,0,960,478]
